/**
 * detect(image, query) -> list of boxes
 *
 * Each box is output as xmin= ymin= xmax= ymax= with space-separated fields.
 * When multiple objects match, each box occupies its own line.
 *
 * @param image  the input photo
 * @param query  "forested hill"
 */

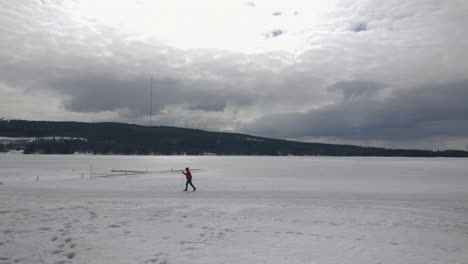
xmin=0 ymin=120 xmax=467 ymax=157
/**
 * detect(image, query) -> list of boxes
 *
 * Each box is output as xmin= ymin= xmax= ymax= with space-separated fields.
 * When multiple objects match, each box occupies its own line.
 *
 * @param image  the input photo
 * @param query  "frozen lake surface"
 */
xmin=1 ymin=155 xmax=468 ymax=264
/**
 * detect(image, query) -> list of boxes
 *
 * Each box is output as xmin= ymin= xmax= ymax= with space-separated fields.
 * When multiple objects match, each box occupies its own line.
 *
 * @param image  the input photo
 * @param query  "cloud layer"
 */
xmin=245 ymin=80 xmax=468 ymax=140
xmin=1 ymin=0 xmax=467 ymax=150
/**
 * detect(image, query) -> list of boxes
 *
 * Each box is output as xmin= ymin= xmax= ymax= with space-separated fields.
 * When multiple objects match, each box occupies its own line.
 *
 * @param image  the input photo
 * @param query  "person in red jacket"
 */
xmin=182 ymin=167 xmax=196 ymax=191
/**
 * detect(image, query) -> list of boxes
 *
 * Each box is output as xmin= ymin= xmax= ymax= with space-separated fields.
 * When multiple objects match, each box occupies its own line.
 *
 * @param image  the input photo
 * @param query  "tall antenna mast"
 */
xmin=149 ymin=76 xmax=153 ymax=127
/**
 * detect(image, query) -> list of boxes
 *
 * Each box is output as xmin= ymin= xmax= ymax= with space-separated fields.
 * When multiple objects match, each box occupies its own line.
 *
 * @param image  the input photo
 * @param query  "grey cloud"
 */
xmin=245 ymin=80 xmax=468 ymax=141
xmin=0 ymin=1 xmax=258 ymax=119
xmin=272 ymin=11 xmax=282 ymax=16
xmin=265 ymin=29 xmax=285 ymax=38
xmin=351 ymin=23 xmax=368 ymax=32
xmin=51 ymin=74 xmax=254 ymax=116
xmin=328 ymin=81 xmax=385 ymax=102
xmin=1 ymin=0 xmax=468 ymax=149
xmin=188 ymin=102 xmax=226 ymax=112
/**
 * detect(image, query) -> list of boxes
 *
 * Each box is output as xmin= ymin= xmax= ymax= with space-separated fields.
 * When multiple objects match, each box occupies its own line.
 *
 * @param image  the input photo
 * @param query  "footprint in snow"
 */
xmin=89 ymin=212 xmax=97 ymax=219
xmin=143 ymin=253 xmax=167 ymax=264
xmin=65 ymin=252 xmax=76 ymax=259
xmin=144 ymin=258 xmax=159 ymax=263
xmin=286 ymin=231 xmax=304 ymax=235
xmin=52 ymin=249 xmax=63 ymax=255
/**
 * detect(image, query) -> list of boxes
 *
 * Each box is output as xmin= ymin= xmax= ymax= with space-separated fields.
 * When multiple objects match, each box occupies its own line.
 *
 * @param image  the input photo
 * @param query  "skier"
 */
xmin=182 ymin=167 xmax=196 ymax=192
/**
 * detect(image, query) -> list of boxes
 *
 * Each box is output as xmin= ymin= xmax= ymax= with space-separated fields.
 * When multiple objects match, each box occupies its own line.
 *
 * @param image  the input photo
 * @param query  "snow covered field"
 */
xmin=1 ymin=155 xmax=468 ymax=264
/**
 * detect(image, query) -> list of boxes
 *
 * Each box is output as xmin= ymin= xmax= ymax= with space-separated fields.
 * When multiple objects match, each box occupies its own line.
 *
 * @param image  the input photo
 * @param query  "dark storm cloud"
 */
xmin=50 ymin=73 xmax=254 ymax=115
xmin=0 ymin=52 xmax=255 ymax=118
xmin=245 ymin=80 xmax=468 ymax=140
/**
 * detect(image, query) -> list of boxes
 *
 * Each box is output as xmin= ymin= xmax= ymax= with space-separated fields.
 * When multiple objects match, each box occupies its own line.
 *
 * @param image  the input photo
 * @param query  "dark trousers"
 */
xmin=185 ymin=179 xmax=196 ymax=191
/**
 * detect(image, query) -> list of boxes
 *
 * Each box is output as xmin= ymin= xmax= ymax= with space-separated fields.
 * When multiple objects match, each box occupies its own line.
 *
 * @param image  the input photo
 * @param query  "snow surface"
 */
xmin=1 ymin=155 xmax=468 ymax=264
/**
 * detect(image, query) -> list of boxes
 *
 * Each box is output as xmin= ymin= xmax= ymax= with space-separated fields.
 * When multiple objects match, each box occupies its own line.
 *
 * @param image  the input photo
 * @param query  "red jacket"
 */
xmin=183 ymin=170 xmax=192 ymax=180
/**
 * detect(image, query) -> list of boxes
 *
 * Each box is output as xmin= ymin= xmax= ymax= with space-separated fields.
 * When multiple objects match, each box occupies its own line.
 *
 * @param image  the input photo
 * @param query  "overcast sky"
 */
xmin=1 ymin=0 xmax=468 ymax=150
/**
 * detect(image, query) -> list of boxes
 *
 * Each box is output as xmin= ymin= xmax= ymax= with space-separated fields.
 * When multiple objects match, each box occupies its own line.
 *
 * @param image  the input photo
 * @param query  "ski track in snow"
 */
xmin=0 ymin=155 xmax=468 ymax=264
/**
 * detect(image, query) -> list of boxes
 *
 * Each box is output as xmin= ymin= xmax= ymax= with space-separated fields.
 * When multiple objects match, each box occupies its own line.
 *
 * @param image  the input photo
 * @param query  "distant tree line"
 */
xmin=1 ymin=120 xmax=467 ymax=157
xmin=23 ymin=138 xmax=87 ymax=154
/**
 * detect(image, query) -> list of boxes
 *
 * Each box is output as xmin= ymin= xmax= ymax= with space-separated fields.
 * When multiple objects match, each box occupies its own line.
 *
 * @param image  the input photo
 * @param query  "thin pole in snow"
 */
xmin=181 ymin=170 xmax=183 ymax=190
xmin=149 ymin=76 xmax=153 ymax=127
